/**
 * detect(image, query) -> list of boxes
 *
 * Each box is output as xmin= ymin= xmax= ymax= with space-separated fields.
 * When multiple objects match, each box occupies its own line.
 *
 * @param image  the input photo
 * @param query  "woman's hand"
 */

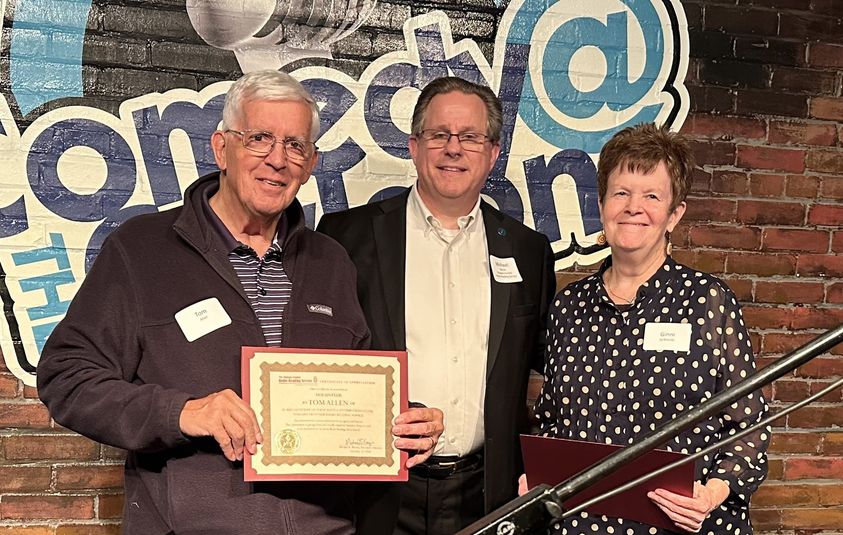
xmin=648 ymin=479 xmax=729 ymax=532
xmin=518 ymin=474 xmax=529 ymax=496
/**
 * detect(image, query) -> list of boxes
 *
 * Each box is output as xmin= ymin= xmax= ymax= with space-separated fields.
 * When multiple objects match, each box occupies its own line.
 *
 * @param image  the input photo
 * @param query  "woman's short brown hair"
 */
xmin=597 ymin=123 xmax=694 ymax=211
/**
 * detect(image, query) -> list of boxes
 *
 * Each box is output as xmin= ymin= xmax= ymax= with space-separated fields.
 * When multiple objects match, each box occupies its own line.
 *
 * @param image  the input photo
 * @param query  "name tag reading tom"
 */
xmin=490 ymin=255 xmax=523 ymax=283
xmin=175 ymin=297 xmax=232 ymax=342
xmin=643 ymin=322 xmax=692 ymax=353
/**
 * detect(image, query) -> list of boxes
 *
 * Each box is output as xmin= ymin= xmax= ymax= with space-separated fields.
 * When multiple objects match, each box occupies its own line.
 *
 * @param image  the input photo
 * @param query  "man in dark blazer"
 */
xmin=317 ymin=77 xmax=555 ymax=534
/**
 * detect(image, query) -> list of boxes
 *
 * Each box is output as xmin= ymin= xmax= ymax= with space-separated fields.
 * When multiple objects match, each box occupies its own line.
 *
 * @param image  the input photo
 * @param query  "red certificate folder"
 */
xmin=521 ymin=435 xmax=694 ymax=531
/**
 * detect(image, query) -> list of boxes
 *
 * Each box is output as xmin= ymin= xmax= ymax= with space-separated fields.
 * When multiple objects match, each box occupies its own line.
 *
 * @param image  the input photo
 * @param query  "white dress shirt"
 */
xmin=404 ymin=185 xmax=491 ymax=456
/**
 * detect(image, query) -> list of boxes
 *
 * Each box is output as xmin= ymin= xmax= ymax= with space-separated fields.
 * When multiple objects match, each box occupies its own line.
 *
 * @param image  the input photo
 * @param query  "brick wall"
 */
xmin=1 ymin=0 xmax=842 ymax=533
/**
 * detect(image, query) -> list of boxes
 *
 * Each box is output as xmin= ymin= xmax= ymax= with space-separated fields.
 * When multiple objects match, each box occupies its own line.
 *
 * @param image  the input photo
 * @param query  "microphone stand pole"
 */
xmin=457 ymin=323 xmax=843 ymax=535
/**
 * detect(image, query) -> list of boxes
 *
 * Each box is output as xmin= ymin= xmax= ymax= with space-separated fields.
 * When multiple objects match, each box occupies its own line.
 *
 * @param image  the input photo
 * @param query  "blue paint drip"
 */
xmin=11 ymin=0 xmax=93 ymax=116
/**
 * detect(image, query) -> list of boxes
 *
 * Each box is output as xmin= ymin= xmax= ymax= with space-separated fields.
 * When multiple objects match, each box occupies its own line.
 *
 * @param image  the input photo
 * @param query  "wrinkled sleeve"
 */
xmin=705 ymin=283 xmax=770 ymax=504
xmin=37 ymin=236 xmax=191 ymax=452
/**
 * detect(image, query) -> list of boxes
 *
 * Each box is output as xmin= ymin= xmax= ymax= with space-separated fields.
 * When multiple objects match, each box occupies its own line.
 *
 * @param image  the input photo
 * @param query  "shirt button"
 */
xmin=449 ymin=282 xmax=455 ymax=288
xmin=450 ymin=319 xmax=456 ymax=325
xmin=451 ymin=398 xmax=459 ymax=405
xmin=451 ymin=356 xmax=458 ymax=363
xmin=449 ymin=437 xmax=457 ymax=445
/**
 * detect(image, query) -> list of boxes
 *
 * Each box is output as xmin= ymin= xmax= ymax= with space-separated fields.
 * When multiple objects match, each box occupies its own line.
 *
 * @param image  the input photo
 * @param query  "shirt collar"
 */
xmin=202 ymin=185 xmax=287 ymax=254
xmin=408 ymin=182 xmax=482 ymax=238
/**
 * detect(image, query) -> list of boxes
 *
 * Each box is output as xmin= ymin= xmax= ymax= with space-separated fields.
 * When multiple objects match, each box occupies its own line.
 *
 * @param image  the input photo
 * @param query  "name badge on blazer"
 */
xmin=175 ymin=297 xmax=232 ymax=342
xmin=490 ymin=255 xmax=523 ymax=283
xmin=643 ymin=322 xmax=692 ymax=353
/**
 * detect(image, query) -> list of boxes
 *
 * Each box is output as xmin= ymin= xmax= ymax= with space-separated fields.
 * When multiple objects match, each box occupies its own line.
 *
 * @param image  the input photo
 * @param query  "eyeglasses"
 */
xmin=226 ymin=129 xmax=316 ymax=162
xmin=417 ymin=130 xmax=493 ymax=152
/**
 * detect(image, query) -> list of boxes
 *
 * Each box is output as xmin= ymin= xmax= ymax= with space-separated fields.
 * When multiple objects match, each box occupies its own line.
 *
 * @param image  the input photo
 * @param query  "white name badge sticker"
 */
xmin=175 ymin=298 xmax=232 ymax=342
xmin=643 ymin=322 xmax=692 ymax=353
xmin=490 ymin=255 xmax=523 ymax=283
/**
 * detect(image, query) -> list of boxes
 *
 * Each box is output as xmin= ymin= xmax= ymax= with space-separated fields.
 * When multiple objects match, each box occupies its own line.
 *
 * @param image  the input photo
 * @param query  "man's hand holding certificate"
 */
xmin=242 ymin=347 xmax=437 ymax=481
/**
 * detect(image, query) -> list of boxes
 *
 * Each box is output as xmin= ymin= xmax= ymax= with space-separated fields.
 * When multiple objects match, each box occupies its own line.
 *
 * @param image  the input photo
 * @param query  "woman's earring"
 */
xmin=665 ymin=231 xmax=673 ymax=256
xmin=596 ymin=231 xmax=607 ymax=246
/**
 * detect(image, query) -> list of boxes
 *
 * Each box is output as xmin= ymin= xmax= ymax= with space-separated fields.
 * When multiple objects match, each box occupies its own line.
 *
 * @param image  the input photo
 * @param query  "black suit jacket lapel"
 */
xmin=372 ymin=190 xmax=410 ymax=349
xmin=482 ymin=202 xmax=512 ymax=379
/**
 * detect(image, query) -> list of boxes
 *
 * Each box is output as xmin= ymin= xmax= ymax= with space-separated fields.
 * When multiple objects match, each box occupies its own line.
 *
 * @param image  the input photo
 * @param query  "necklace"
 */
xmin=604 ymin=279 xmax=635 ymax=305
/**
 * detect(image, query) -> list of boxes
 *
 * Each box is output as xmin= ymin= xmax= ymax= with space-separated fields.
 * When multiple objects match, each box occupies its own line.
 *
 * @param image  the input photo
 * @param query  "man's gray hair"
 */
xmin=221 ymin=70 xmax=320 ymax=142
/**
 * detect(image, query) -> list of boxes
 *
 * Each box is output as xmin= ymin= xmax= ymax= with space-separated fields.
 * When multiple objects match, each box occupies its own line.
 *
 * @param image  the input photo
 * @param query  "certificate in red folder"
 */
xmin=521 ymin=435 xmax=694 ymax=531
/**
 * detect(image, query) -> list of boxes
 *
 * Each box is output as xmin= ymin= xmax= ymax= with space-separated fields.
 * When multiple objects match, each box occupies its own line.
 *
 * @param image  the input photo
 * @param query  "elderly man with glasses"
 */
xmin=318 ymin=77 xmax=556 ymax=534
xmin=37 ymin=70 xmax=443 ymax=535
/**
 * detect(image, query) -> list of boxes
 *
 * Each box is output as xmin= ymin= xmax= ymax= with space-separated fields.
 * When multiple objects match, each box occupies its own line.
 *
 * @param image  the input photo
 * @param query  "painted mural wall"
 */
xmin=0 ymin=0 xmax=689 ymax=386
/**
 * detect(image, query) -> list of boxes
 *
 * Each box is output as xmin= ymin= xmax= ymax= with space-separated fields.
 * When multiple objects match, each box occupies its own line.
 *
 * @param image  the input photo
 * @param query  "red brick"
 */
xmin=770 ymin=431 xmax=822 ymax=454
xmin=705 ymin=5 xmax=778 ymax=35
xmin=829 ymin=282 xmax=843 ymax=304
xmin=711 ymin=170 xmax=749 ymax=194
xmin=98 ymin=493 xmax=124 ymax=519
xmin=763 ymin=332 xmax=818 ymax=354
xmin=769 ymin=120 xmax=838 ymax=146
xmin=737 ymin=200 xmax=805 ymax=225
xmin=683 ymin=198 xmax=736 ymax=222
xmin=771 ymin=66 xmax=838 ymax=95
xmin=670 ymin=250 xmax=726 ymax=274
xmin=0 ymin=465 xmax=52 ymax=492
xmin=794 ymin=357 xmax=843 ymax=379
xmin=797 ymin=254 xmax=843 ymax=277
xmin=688 ymin=85 xmax=734 ymax=115
xmin=23 ymin=385 xmax=38 ymax=399
xmin=809 ymin=381 xmax=843 ymax=403
xmin=690 ymin=225 xmax=761 ymax=250
xmin=785 ymin=174 xmax=820 ymax=198
xmin=823 ymin=177 xmax=843 ymax=199
xmin=3 ymin=435 xmax=99 ymax=461
xmin=834 ymin=231 xmax=843 ymax=254
xmin=749 ymin=173 xmax=786 ymax=197
xmin=824 ymin=433 xmax=843 ymax=454
xmin=57 ymin=526 xmax=120 ymax=535
xmin=0 ymin=528 xmax=53 ymax=535
xmin=787 ymin=405 xmax=843 ymax=432
xmin=772 ymin=378 xmax=810 ymax=402
xmin=735 ymin=89 xmax=808 ymax=118
xmin=750 ymin=508 xmax=781 ymax=530
xmin=780 ymin=507 xmax=843 ymax=530
xmin=767 ymin=457 xmax=785 ymax=480
xmin=0 ymin=495 xmax=95 ymax=520
xmin=755 ymin=281 xmax=825 ymax=304
xmin=737 ymin=145 xmax=806 ymax=173
xmin=0 ymin=402 xmax=52 ymax=428
xmin=806 ymin=148 xmax=843 ymax=173
xmin=0 ymin=373 xmax=19 ymax=397
xmin=728 ymin=252 xmax=797 ymax=277
xmin=55 ymin=464 xmax=124 ymax=490
xmin=753 ymin=483 xmax=819 ymax=507
xmin=690 ymin=140 xmax=736 ymax=166
xmin=683 ymin=114 xmax=766 ymax=140
xmin=722 ymin=277 xmax=752 ymax=301
xmin=818 ymin=484 xmax=843 ymax=506
xmin=809 ymin=43 xmax=843 ymax=68
xmin=743 ymin=306 xmax=793 ymax=329
xmin=785 ymin=456 xmax=843 ymax=479
xmin=811 ymin=97 xmax=843 ymax=121
xmin=689 ymin=167 xmax=711 ymax=194
xmin=101 ymin=445 xmax=127 ymax=461
xmin=762 ymin=229 xmax=829 ymax=253
xmin=808 ymin=204 xmax=843 ymax=226
xmin=790 ymin=306 xmax=843 ymax=330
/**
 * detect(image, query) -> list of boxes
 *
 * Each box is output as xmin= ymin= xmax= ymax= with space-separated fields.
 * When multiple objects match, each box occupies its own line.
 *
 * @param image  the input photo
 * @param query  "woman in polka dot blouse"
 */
xmin=530 ymin=124 xmax=770 ymax=534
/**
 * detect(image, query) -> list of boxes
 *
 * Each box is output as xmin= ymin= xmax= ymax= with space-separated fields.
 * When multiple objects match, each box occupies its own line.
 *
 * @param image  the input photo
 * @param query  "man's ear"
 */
xmin=211 ymin=130 xmax=227 ymax=171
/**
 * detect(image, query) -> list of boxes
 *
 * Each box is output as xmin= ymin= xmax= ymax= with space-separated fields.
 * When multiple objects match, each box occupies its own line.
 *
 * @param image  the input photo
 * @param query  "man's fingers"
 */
xmin=179 ymin=389 xmax=263 ymax=460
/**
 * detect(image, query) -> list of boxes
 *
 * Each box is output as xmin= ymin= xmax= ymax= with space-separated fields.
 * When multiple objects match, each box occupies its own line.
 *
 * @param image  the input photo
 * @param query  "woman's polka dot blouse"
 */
xmin=534 ymin=257 xmax=770 ymax=535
